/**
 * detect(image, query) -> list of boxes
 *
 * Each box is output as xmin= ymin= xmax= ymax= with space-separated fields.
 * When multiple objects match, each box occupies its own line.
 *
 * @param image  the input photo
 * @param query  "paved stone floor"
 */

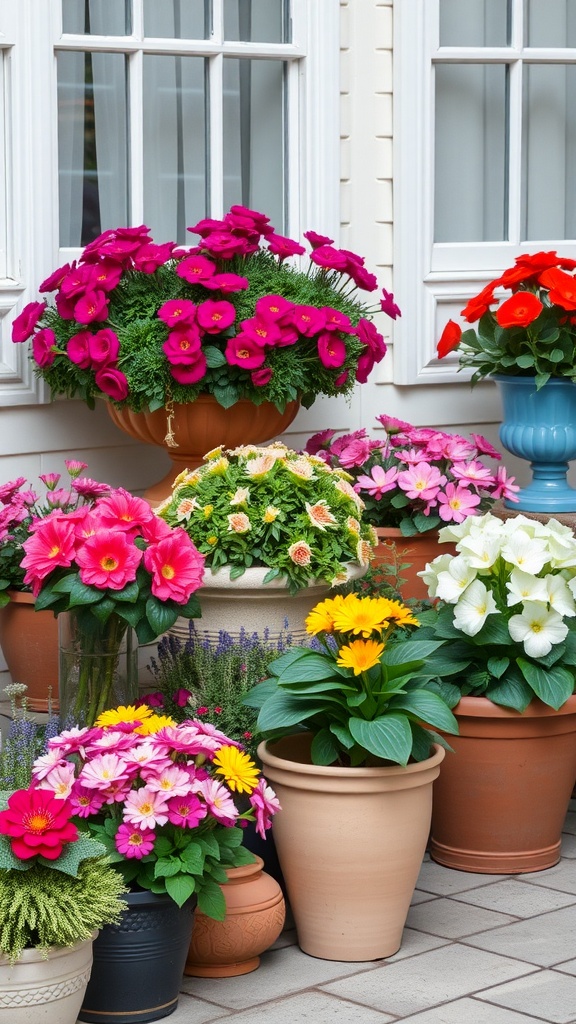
xmin=166 ymin=799 xmax=576 ymax=1024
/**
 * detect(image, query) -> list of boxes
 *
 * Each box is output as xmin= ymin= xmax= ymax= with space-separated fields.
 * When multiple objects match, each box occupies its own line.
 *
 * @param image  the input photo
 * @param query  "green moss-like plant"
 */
xmin=0 ymin=856 xmax=127 ymax=963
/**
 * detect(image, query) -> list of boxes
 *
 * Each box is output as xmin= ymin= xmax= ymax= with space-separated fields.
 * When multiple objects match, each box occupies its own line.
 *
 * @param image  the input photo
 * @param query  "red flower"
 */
xmin=538 ymin=268 xmax=576 ymax=311
xmin=460 ymin=284 xmax=496 ymax=323
xmin=495 ymin=291 xmax=543 ymax=329
xmin=0 ymin=787 xmax=78 ymax=860
xmin=437 ymin=320 xmax=462 ymax=358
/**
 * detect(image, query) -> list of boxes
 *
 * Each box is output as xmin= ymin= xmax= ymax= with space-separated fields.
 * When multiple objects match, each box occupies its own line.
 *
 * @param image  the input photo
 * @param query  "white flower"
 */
xmin=500 ymin=531 xmax=550 ymax=575
xmin=230 ymin=487 xmax=250 ymax=506
xmin=506 ymin=568 xmax=548 ymax=607
xmin=417 ymin=553 xmax=454 ymax=598
xmin=546 ymin=575 xmax=576 ymax=617
xmin=457 ymin=533 xmax=502 ymax=570
xmin=508 ymin=603 xmax=569 ymax=658
xmin=453 ymin=579 xmax=497 ymax=636
xmin=434 ymin=556 xmax=478 ymax=604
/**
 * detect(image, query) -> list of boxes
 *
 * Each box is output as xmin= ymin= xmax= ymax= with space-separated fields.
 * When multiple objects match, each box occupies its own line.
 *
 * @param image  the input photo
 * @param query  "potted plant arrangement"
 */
xmin=246 ymin=591 xmax=458 ymax=962
xmin=418 ymin=510 xmax=576 ymax=873
xmin=19 ymin=485 xmax=206 ymax=727
xmin=13 ymin=206 xmax=397 ymax=502
xmin=0 ymin=461 xmax=104 ymax=709
xmin=0 ymin=784 xmax=126 ymax=1024
xmin=0 ymin=683 xmax=60 ymax=790
xmin=437 ymin=251 xmax=576 ymax=511
xmin=156 ymin=441 xmax=375 ymax=639
xmin=33 ymin=703 xmax=281 ymax=1020
xmin=306 ymin=418 xmax=519 ymax=600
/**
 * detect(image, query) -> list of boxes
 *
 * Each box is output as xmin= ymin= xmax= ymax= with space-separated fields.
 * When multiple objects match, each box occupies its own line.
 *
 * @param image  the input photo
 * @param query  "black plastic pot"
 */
xmin=78 ymin=890 xmax=195 ymax=1024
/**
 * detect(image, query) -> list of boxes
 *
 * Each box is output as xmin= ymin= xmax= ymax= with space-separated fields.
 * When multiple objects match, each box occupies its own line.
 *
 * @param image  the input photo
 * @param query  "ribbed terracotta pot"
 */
xmin=258 ymin=734 xmax=445 ymax=962
xmin=0 ymin=591 xmax=59 ymax=711
xmin=372 ymin=528 xmax=456 ymax=602
xmin=0 ymin=935 xmax=94 ymax=1024
xmin=185 ymin=856 xmax=285 ymax=977
xmin=107 ymin=396 xmax=300 ymax=506
xmin=430 ymin=695 xmax=576 ymax=874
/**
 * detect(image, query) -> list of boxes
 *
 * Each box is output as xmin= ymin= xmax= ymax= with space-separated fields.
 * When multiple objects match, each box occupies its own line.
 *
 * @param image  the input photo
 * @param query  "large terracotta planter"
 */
xmin=258 ymin=733 xmax=445 ymax=962
xmin=430 ymin=695 xmax=576 ymax=874
xmin=372 ymin=528 xmax=456 ymax=602
xmin=185 ymin=856 xmax=285 ymax=977
xmin=0 ymin=935 xmax=94 ymax=1024
xmin=107 ymin=396 xmax=300 ymax=505
xmin=0 ymin=590 xmax=59 ymax=711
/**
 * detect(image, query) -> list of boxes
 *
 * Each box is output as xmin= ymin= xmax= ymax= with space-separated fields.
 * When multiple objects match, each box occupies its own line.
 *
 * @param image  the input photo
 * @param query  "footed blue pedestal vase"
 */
xmin=494 ymin=375 xmax=576 ymax=512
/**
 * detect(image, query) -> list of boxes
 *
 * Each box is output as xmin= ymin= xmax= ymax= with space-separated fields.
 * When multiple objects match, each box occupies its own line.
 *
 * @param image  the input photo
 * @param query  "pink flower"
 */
xmin=266 ymin=233 xmax=306 ymax=259
xmin=196 ymin=299 xmax=236 ymax=334
xmin=73 ymin=478 xmax=112 ymax=499
xmin=176 ymin=255 xmax=217 ymax=283
xmin=309 ymin=245 xmax=348 ymax=271
xmin=88 ymin=328 xmax=120 ymax=366
xmin=67 ymin=331 xmax=93 ymax=368
xmin=32 ymin=328 xmax=58 ymax=368
xmin=69 ymin=784 xmax=106 ymax=817
xmin=79 ymin=752 xmax=131 ymax=790
xmin=173 ymin=688 xmax=193 ymax=707
xmin=166 ymin=794 xmax=208 ymax=828
xmin=451 ymin=461 xmax=496 ymax=488
xmin=143 ymin=529 xmax=205 ymax=603
xmin=21 ymin=515 xmax=77 ymax=587
xmin=37 ymin=763 xmax=76 ymax=799
xmin=123 ymin=786 xmax=169 ymax=829
xmin=249 ymin=778 xmax=281 ymax=839
xmin=203 ymin=272 xmax=249 ymax=293
xmin=169 ymin=354 xmax=208 ymax=384
xmin=39 ymin=262 xmax=73 ymax=292
xmin=65 ymin=459 xmax=89 ymax=478
xmin=195 ymin=779 xmax=238 ymax=825
xmin=470 ymin=433 xmax=503 ymax=459
xmin=355 ymin=349 xmax=375 ymax=384
xmin=437 ymin=483 xmax=482 ymax=523
xmin=143 ymin=764 xmax=192 ymax=798
xmin=94 ymin=366 xmax=129 ymax=401
xmin=335 ymin=437 xmax=374 ymax=469
xmin=304 ymin=229 xmax=334 ymax=249
xmin=356 ymin=465 xmax=399 ymax=498
xmin=32 ymin=748 xmax=66 ymax=781
xmin=75 ymin=528 xmax=142 ymax=589
xmin=290 ymin=305 xmax=326 ymax=337
xmin=255 ymin=294 xmax=293 ymax=320
xmin=251 ymin=366 xmax=273 ymax=387
xmin=74 ymin=289 xmax=109 ymax=324
xmin=356 ymin=318 xmax=387 ymax=362
xmin=317 ymin=332 xmax=346 ymax=369
xmin=322 ymin=307 xmax=354 ymax=333
xmin=396 ymin=463 xmax=446 ymax=502
xmin=225 ymin=335 xmax=266 ymax=370
xmin=492 ymin=466 xmax=521 ymax=502
xmin=96 ymin=488 xmax=155 ymax=533
xmin=157 ymin=299 xmax=197 ymax=328
xmin=115 ymin=822 xmax=156 ymax=859
xmin=240 ymin=315 xmax=281 ymax=347
xmin=12 ymin=301 xmax=46 ymax=342
xmin=380 ymin=289 xmax=402 ymax=320
xmin=133 ymin=242 xmax=174 ymax=273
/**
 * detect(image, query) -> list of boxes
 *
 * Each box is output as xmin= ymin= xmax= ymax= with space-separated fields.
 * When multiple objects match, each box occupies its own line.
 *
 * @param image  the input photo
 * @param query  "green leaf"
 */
xmin=487 ymin=656 xmax=510 ymax=679
xmin=39 ymin=835 xmax=108 ymax=877
xmin=197 ymin=878 xmax=226 ymax=921
xmin=203 ymin=345 xmax=227 ymax=368
xmin=348 ymin=714 xmax=412 ymax=765
xmin=213 ymin=383 xmax=240 ymax=409
xmin=517 ymin=658 xmax=574 ymax=710
xmin=257 ymin=692 xmax=334 ymax=732
xmin=165 ymin=873 xmax=197 ymax=907
xmin=310 ymin=728 xmax=339 ymax=765
xmin=146 ymin=596 xmax=179 ymax=635
xmin=276 ymin=652 xmax=347 ymax=684
xmin=154 ymin=856 xmax=182 ymax=879
xmin=387 ymin=690 xmax=459 ymax=735
xmin=485 ymin=674 xmax=533 ymax=712
xmin=381 ymin=639 xmax=444 ymax=666
xmin=180 ymin=842 xmax=205 ymax=875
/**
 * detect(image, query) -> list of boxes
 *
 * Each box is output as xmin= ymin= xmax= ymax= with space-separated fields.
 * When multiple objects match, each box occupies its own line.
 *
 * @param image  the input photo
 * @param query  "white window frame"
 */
xmin=0 ymin=0 xmax=340 ymax=406
xmin=393 ymin=0 xmax=576 ymax=385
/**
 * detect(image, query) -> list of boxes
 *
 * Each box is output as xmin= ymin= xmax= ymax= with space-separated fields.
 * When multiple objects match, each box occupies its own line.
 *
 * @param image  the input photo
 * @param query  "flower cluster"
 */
xmin=32 ymin=705 xmax=280 ymax=916
xmin=156 ymin=442 xmax=375 ymax=594
xmin=0 ymin=460 xmax=103 ymax=606
xmin=246 ymin=593 xmax=458 ymax=767
xmin=20 ymin=486 xmax=205 ymax=643
xmin=437 ymin=251 xmax=576 ymax=387
xmin=419 ymin=513 xmax=576 ymax=712
xmin=306 ymin=417 xmax=519 ymax=536
xmin=12 ymin=205 xmax=398 ymax=415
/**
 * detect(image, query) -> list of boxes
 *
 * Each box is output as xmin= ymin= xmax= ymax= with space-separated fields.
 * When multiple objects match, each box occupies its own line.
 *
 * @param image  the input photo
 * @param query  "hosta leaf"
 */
xmin=348 ymin=714 xmax=412 ymax=765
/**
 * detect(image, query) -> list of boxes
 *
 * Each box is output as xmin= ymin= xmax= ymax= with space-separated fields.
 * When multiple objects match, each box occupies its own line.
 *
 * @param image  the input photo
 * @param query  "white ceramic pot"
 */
xmin=0 ymin=935 xmax=95 ymax=1024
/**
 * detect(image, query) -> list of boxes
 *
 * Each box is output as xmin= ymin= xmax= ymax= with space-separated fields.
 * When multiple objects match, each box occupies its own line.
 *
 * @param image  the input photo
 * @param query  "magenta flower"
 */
xmin=67 ymin=331 xmax=93 ymax=368
xmin=249 ymin=778 xmax=281 ymax=840
xmin=94 ymin=366 xmax=129 ymax=401
xmin=176 ymin=255 xmax=217 ymax=283
xmin=166 ymin=794 xmax=207 ymax=828
xmin=133 ymin=242 xmax=174 ymax=273
xmin=12 ymin=301 xmax=46 ymax=342
xmin=492 ymin=466 xmax=521 ymax=502
xmin=88 ymin=328 xmax=120 ymax=366
xmin=39 ymin=262 xmax=73 ymax=293
xmin=143 ymin=529 xmax=205 ymax=603
xmin=162 ymin=327 xmax=202 ymax=365
xmin=290 ymin=305 xmax=326 ymax=337
xmin=251 ymin=366 xmax=273 ymax=387
xmin=72 ymin=477 xmax=112 ymax=499
xmin=21 ymin=515 xmax=77 ymax=589
xmin=169 ymin=355 xmax=208 ymax=384
xmin=471 ymin=433 xmax=503 ymax=459
xmin=356 ymin=465 xmax=399 ymax=499
xmin=309 ymin=245 xmax=348 ymax=271
xmin=317 ymin=332 xmax=346 ymax=369
xmin=73 ymin=289 xmax=109 ymax=324
xmin=304 ymin=229 xmax=334 ymax=249
xmin=225 ymin=335 xmax=266 ymax=370
xmin=157 ymin=299 xmax=197 ymax=328
xmin=96 ymin=488 xmax=155 ymax=534
xmin=32 ymin=328 xmax=58 ymax=368
xmin=266 ymin=233 xmax=306 ymax=260
xmin=69 ymin=784 xmax=106 ymax=817
xmin=355 ymin=349 xmax=375 ymax=384
xmin=255 ymin=294 xmax=293 ymax=320
xmin=173 ymin=688 xmax=193 ymax=707
xmin=240 ymin=315 xmax=281 ymax=347
xmin=202 ymin=272 xmax=249 ymax=293
xmin=75 ymin=527 xmax=142 ymax=589
xmin=115 ymin=822 xmax=156 ymax=859
xmin=356 ymin=318 xmax=387 ymax=362
xmin=380 ymin=288 xmax=402 ymax=320
xmin=196 ymin=299 xmax=236 ymax=334
xmin=396 ymin=463 xmax=447 ymax=502
xmin=437 ymin=483 xmax=482 ymax=523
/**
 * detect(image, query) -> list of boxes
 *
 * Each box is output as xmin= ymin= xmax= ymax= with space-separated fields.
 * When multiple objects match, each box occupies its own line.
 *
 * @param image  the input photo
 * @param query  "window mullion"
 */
xmin=507 ymin=57 xmax=523 ymax=246
xmin=208 ymin=53 xmax=224 ymax=218
xmin=129 ymin=49 xmax=144 ymax=225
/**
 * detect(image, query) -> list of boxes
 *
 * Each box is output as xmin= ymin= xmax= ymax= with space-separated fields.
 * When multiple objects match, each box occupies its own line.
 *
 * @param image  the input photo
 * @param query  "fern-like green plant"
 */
xmin=0 ymin=856 xmax=127 ymax=963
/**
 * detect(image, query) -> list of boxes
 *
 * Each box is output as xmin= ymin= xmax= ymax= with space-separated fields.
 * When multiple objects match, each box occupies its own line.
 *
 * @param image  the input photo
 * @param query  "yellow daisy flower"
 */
xmin=205 ymin=446 xmax=224 ymax=460
xmin=134 ymin=713 xmax=176 ymax=735
xmin=213 ymin=745 xmax=261 ymax=794
xmin=203 ymin=503 xmax=214 ymax=518
xmin=337 ymin=639 xmax=385 ymax=675
xmin=95 ymin=704 xmax=153 ymax=729
xmin=332 ymin=594 xmax=389 ymax=637
xmin=207 ymin=535 xmax=218 ymax=545
xmin=377 ymin=598 xmax=419 ymax=628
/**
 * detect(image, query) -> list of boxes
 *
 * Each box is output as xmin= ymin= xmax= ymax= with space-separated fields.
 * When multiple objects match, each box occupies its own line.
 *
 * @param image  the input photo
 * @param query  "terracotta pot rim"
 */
xmin=258 ymin=735 xmax=445 ymax=778
xmin=374 ymin=526 xmax=440 ymax=540
xmin=221 ymin=856 xmax=263 ymax=881
xmin=3 ymin=589 xmax=35 ymax=605
xmin=453 ymin=694 xmax=576 ymax=719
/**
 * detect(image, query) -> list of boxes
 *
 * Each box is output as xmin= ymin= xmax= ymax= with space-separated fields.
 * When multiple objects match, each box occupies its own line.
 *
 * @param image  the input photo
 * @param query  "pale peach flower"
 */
xmin=244 ymin=454 xmax=277 ymax=478
xmin=336 ymin=477 xmax=365 ymax=511
xmin=286 ymin=458 xmax=315 ymax=481
xmin=175 ymin=497 xmax=198 ymax=520
xmin=206 ymin=457 xmax=229 ymax=476
xmin=356 ymin=538 xmax=372 ymax=566
xmin=263 ymin=505 xmax=281 ymax=523
xmin=347 ymin=516 xmax=361 ymax=535
xmin=227 ymin=512 xmax=251 ymax=534
xmin=331 ymin=569 xmax=349 ymax=587
xmin=230 ymin=487 xmax=250 ymax=506
xmin=288 ymin=540 xmax=312 ymax=566
xmin=306 ymin=500 xmax=338 ymax=531
xmin=205 ymin=446 xmax=224 ymax=460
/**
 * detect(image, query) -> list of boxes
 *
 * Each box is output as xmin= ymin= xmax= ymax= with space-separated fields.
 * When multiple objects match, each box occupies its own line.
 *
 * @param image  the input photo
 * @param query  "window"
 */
xmin=394 ymin=0 xmax=576 ymax=384
xmin=1 ymin=0 xmax=339 ymax=403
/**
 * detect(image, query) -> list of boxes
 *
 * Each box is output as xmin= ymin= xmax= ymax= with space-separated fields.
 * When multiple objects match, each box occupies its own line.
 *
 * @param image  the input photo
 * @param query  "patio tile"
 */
xmin=465 ymin=905 xmax=576 ymax=967
xmin=410 ymin=889 xmax=439 ymax=905
xmin=397 ymin=996 xmax=549 ymax=1024
xmin=169 ymin=995 xmax=232 ymax=1024
xmin=384 ymin=927 xmax=450 ymax=961
xmin=521 ymin=861 xmax=576 ymax=895
xmin=560 ymin=833 xmax=576 ymax=858
xmin=406 ymin=896 xmax=516 ymax=938
xmin=453 ymin=879 xmax=576 ymax=918
xmin=478 ymin=969 xmax=576 ymax=1023
xmin=416 ymin=858 xmax=506 ymax=896
xmin=320 ymin=943 xmax=535 ymax=1017
xmin=562 ymin=810 xmax=576 ymax=836
xmin=176 ymin=991 xmax=396 ymax=1024
xmin=179 ymin=945 xmax=379 ymax=1010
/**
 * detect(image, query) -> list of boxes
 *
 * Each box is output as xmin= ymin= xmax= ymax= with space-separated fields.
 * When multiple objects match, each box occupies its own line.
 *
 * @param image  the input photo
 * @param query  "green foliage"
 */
xmin=0 ymin=856 xmax=127 ymax=962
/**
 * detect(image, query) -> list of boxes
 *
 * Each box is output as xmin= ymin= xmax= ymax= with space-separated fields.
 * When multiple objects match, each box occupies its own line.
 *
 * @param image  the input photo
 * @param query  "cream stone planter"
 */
xmin=0 ymin=936 xmax=94 ymax=1024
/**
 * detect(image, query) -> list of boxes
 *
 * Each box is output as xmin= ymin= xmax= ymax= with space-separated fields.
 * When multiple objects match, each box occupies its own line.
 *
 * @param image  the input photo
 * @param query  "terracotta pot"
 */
xmin=430 ymin=695 xmax=576 ymax=874
xmin=185 ymin=856 xmax=285 ymax=977
xmin=372 ymin=527 xmax=456 ymax=602
xmin=0 ymin=935 xmax=94 ymax=1024
xmin=258 ymin=734 xmax=445 ymax=962
xmin=107 ymin=396 xmax=301 ymax=506
xmin=0 ymin=591 xmax=59 ymax=711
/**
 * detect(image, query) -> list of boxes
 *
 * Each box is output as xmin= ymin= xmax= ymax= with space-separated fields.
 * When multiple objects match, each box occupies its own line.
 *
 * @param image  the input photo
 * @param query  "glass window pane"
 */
xmin=57 ymin=51 xmax=128 ymax=247
xmin=439 ymin=0 xmax=509 ymax=46
xmin=143 ymin=0 xmax=210 ymax=40
xmin=525 ymin=0 xmax=576 ymax=47
xmin=62 ymin=0 xmax=131 ymax=35
xmin=434 ymin=64 xmax=507 ymax=242
xmin=522 ymin=64 xmax=576 ymax=239
xmin=143 ymin=55 xmax=206 ymax=243
xmin=0 ymin=51 xmax=5 ymax=278
xmin=224 ymin=0 xmax=289 ymax=43
xmin=223 ymin=58 xmax=285 ymax=231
